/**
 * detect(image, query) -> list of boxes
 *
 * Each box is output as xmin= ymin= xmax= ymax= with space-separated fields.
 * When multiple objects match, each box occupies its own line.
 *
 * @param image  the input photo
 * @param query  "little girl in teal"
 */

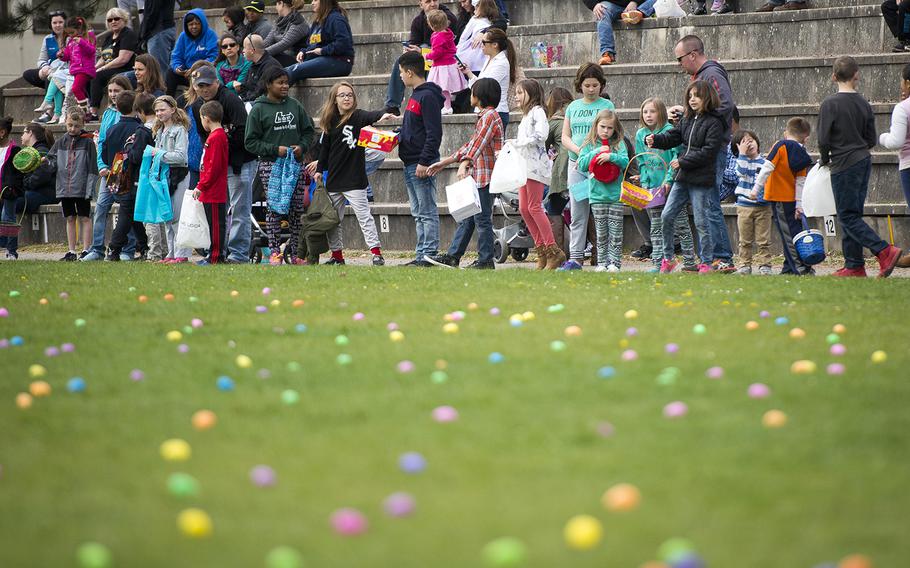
xmin=577 ymin=109 xmax=628 ymax=272
xmin=634 ymin=97 xmax=697 ymax=272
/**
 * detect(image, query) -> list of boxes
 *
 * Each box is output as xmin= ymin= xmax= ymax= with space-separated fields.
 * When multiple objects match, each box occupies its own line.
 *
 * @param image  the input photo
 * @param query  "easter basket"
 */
xmin=0 ymin=187 xmax=26 ymax=238
xmin=620 ymin=152 xmax=670 ymax=210
xmin=792 ymin=215 xmax=826 ymax=265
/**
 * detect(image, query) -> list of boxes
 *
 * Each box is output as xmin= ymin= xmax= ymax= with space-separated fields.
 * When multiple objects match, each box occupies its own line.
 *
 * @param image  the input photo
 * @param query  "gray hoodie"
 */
xmin=695 ymin=60 xmax=735 ymax=143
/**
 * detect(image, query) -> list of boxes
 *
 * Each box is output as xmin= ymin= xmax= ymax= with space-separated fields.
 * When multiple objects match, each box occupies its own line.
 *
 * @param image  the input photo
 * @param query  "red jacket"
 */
xmin=196 ymin=127 xmax=228 ymax=203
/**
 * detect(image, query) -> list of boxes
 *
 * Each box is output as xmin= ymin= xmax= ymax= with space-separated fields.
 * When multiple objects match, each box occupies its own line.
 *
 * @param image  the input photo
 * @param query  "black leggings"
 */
xmin=165 ymin=69 xmax=190 ymax=97
xmin=110 ymin=197 xmax=148 ymax=253
xmin=883 ymin=0 xmax=910 ymax=40
xmin=90 ymin=65 xmax=132 ymax=108
xmin=23 ymin=68 xmax=48 ymax=89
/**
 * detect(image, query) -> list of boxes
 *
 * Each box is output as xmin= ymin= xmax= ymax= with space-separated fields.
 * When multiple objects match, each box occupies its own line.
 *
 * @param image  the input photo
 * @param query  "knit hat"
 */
xmin=13 ymin=146 xmax=41 ymax=174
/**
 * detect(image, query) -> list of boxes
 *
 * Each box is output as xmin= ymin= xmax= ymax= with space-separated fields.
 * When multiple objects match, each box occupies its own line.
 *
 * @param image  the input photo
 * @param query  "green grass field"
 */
xmin=1 ymin=263 xmax=908 ymax=568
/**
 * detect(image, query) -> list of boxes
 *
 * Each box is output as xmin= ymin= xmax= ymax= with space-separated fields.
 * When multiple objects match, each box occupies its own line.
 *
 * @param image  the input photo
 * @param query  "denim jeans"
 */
xmin=385 ymin=47 xmax=427 ymax=109
xmin=499 ymin=112 xmax=510 ymax=132
xmin=91 ymin=177 xmax=136 ymax=255
xmin=660 ymin=181 xmax=714 ymax=264
xmin=403 ymin=163 xmax=440 ymax=260
xmin=365 ymin=150 xmax=386 ymax=201
xmin=596 ymin=0 xmax=657 ymax=55
xmin=448 ymin=184 xmax=494 ymax=263
xmin=900 ymin=167 xmax=910 ymax=208
xmin=16 ymin=191 xmax=58 ymax=214
xmin=708 ymin=148 xmax=734 ymax=262
xmin=227 ymin=161 xmax=256 ymax=262
xmin=831 ymin=157 xmax=888 ymax=268
xmin=147 ymin=27 xmax=176 ymax=77
xmin=285 ymin=56 xmax=353 ymax=85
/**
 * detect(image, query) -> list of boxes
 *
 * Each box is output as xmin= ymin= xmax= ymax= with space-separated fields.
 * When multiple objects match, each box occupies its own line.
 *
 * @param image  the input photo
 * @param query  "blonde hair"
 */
xmin=319 ymin=81 xmax=358 ymax=131
xmin=152 ymin=95 xmax=191 ymax=138
xmin=105 ymin=7 xmax=130 ymax=30
xmin=426 ymin=9 xmax=449 ymax=32
xmin=639 ymin=97 xmax=668 ymax=130
xmin=583 ymin=109 xmax=623 ymax=148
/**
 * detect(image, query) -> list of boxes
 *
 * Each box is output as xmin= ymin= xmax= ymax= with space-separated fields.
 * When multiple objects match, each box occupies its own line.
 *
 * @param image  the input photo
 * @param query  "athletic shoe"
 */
xmin=290 ymin=257 xmax=307 ymax=265
xmin=119 ymin=253 xmax=132 ymax=261
xmin=692 ymin=3 xmax=707 ymax=15
xmin=104 ymin=252 xmax=119 ymax=262
xmin=715 ymin=2 xmax=734 ymax=13
xmin=372 ymin=254 xmax=385 ymax=266
xmin=426 ymin=253 xmax=459 ymax=268
xmin=61 ymin=251 xmax=78 ymax=261
xmin=697 ymin=263 xmax=713 ymax=274
xmin=756 ymin=2 xmax=776 ymax=11
xmin=5 ymin=251 xmax=18 ymax=260
xmin=710 ymin=0 xmax=723 ymax=11
xmin=774 ymin=1 xmax=809 ymax=11
xmin=464 ymin=260 xmax=495 ymax=269
xmin=325 ymin=257 xmax=346 ymax=265
xmin=893 ymin=42 xmax=910 ymax=53
xmin=441 ymin=107 xmax=454 ymax=115
xmin=593 ymin=265 xmax=608 ymax=272
xmin=269 ymin=252 xmax=283 ymax=266
xmin=195 ymin=259 xmax=211 ymax=266
xmin=897 ymin=253 xmax=910 ymax=268
xmin=630 ymin=244 xmax=652 ymax=260
xmin=715 ymin=260 xmax=736 ymax=273
xmin=35 ymin=112 xmax=53 ymax=124
xmin=681 ymin=263 xmax=699 ymax=272
xmin=832 ymin=266 xmax=867 ymax=277
xmin=876 ymin=244 xmax=903 ymax=277
xmin=599 ymin=52 xmax=615 ymax=65
xmin=557 ymin=260 xmax=583 ymax=271
xmin=758 ymin=265 xmax=773 ymax=275
xmin=647 ymin=266 xmax=660 ymax=273
xmin=166 ymin=257 xmax=189 ymax=264
xmin=606 ymin=264 xmax=620 ymax=272
xmin=659 ymin=258 xmax=678 ymax=273
xmin=736 ymin=265 xmax=752 ymax=275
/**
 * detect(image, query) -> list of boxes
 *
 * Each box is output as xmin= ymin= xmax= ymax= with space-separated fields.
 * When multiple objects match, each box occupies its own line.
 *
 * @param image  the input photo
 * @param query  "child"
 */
xmin=513 ymin=79 xmax=565 ymax=270
xmin=425 ymin=9 xmax=465 ymax=115
xmin=750 ymin=117 xmax=814 ymax=276
xmin=425 ymin=78 xmax=504 ymax=269
xmin=46 ymin=109 xmax=97 ymax=261
xmin=576 ymin=109 xmax=629 ymax=272
xmin=105 ymin=92 xmax=154 ymax=261
xmin=732 ymin=129 xmax=771 ymax=275
xmin=192 ymin=101 xmax=230 ymax=265
xmin=818 ymin=56 xmax=904 ymax=277
xmin=558 ymin=62 xmax=615 ymax=270
xmin=244 ymin=67 xmax=316 ymax=266
xmin=56 ymin=17 xmax=96 ymax=116
xmin=634 ymin=97 xmax=697 ymax=273
xmin=647 ymin=80 xmax=726 ymax=274
xmin=312 ymin=81 xmax=394 ymax=266
xmin=150 ymin=95 xmax=192 ymax=263
xmin=545 ymin=87 xmax=573 ymax=222
xmin=397 ymin=50 xmax=443 ymax=267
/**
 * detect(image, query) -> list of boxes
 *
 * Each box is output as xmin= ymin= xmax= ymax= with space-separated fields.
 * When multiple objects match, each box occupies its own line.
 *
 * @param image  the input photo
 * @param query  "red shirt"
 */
xmin=196 ymin=127 xmax=228 ymax=203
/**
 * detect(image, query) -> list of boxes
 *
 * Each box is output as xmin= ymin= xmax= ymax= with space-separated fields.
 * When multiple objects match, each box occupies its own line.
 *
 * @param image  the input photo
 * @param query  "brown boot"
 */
xmin=545 ymin=244 xmax=567 ymax=270
xmin=535 ymin=245 xmax=549 ymax=270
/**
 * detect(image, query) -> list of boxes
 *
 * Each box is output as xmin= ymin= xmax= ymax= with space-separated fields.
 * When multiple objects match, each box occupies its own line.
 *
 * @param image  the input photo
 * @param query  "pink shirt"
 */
xmin=58 ymin=35 xmax=97 ymax=77
xmin=426 ymin=29 xmax=457 ymax=66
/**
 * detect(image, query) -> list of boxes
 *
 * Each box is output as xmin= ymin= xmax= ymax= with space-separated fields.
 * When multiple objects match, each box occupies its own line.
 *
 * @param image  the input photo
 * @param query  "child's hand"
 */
xmin=296 ymin=51 xmax=305 ymax=63
xmin=644 ymin=134 xmax=654 ymax=147
xmin=99 ymin=168 xmax=110 ymax=178
xmin=278 ymin=146 xmax=289 ymax=157
xmin=670 ymin=159 xmax=680 ymax=169
xmin=456 ymin=161 xmax=470 ymax=180
xmin=378 ymin=113 xmax=397 ymax=122
xmin=795 ymin=206 xmax=804 ymax=219
xmin=291 ymin=145 xmax=303 ymax=160
xmin=596 ymin=152 xmax=611 ymax=164
xmin=630 ymin=174 xmax=640 ymax=183
xmin=192 ymin=189 xmax=201 ymax=200
xmin=426 ymin=161 xmax=443 ymax=176
xmin=748 ymin=190 xmax=758 ymax=200
xmin=305 ymin=160 xmax=318 ymax=176
xmin=736 ymin=138 xmax=750 ymax=156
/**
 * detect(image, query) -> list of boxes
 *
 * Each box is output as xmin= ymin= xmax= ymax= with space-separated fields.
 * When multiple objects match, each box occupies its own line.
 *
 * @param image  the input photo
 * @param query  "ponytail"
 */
xmin=485 ymin=28 xmax=516 ymax=85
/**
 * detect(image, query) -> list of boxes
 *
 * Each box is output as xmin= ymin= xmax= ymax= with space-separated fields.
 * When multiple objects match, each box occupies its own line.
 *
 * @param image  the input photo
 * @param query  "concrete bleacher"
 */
xmin=2 ymin=0 xmax=908 ymax=252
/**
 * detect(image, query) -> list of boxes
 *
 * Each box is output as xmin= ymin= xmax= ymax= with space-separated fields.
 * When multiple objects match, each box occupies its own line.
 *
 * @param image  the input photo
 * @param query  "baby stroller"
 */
xmin=492 ymin=190 xmax=534 ymax=263
xmin=248 ymin=174 xmax=294 ymax=264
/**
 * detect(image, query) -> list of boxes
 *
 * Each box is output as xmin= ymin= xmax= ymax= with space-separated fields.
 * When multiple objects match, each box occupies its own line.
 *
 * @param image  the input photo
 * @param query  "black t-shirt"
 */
xmin=317 ymin=109 xmax=384 ymax=192
xmin=99 ymin=27 xmax=139 ymax=67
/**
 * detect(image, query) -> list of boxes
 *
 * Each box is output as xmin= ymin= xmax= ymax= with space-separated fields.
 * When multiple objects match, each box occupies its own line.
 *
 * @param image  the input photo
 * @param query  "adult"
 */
xmin=878 ymin=62 xmax=910 ymax=267
xmin=455 ymin=0 xmax=495 ymax=75
xmin=239 ymin=34 xmax=283 ymax=103
xmin=384 ymin=0 xmax=457 ymax=115
xmin=189 ymin=66 xmax=257 ymax=263
xmin=0 ymin=117 xmax=23 ymax=260
xmin=22 ymin=11 xmax=67 ymax=90
xmin=216 ymin=33 xmax=252 ymax=95
xmin=882 ymin=0 xmax=910 ymax=52
xmin=245 ymin=0 xmax=274 ymax=40
xmin=453 ymin=0 xmax=474 ymax=42
xmin=89 ymin=7 xmax=139 ymax=120
xmin=15 ymin=124 xmax=59 ymax=213
xmin=461 ymin=27 xmax=515 ymax=128
xmin=285 ymin=0 xmax=355 ymax=84
xmin=756 ymin=0 xmax=807 ymax=13
xmin=138 ymin=0 xmax=176 ymax=76
xmin=584 ymin=0 xmax=656 ymax=65
xmin=167 ymin=8 xmax=219 ymax=97
xmin=263 ymin=0 xmax=311 ymax=67
xmin=223 ymin=7 xmax=250 ymax=44
xmin=133 ymin=53 xmax=166 ymax=97
xmin=672 ymin=34 xmax=737 ymax=273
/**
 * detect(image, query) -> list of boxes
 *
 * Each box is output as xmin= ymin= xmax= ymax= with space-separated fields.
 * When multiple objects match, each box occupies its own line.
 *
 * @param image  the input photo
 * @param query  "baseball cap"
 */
xmin=193 ymin=66 xmax=218 ymax=86
xmin=244 ymin=0 xmax=265 ymax=12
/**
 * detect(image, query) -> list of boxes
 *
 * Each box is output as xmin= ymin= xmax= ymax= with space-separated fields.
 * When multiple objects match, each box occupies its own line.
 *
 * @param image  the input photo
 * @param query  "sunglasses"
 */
xmin=222 ymin=43 xmax=237 ymax=49
xmin=49 ymin=11 xmax=66 ymax=18
xmin=676 ymin=49 xmax=696 ymax=63
xmin=481 ymin=40 xmax=496 ymax=45
xmin=107 ymin=16 xmax=122 ymax=22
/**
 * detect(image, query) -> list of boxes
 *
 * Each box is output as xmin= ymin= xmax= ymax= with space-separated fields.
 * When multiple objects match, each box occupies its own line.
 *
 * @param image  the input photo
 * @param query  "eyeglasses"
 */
xmin=107 ymin=17 xmax=122 ymax=22
xmin=222 ymin=43 xmax=237 ymax=49
xmin=675 ymin=49 xmax=696 ymax=63
xmin=49 ymin=11 xmax=66 ymax=18
xmin=335 ymin=93 xmax=355 ymax=100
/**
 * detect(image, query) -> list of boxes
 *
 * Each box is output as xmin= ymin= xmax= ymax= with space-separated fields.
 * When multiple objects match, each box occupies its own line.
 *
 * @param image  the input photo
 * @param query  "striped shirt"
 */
xmin=735 ymin=155 xmax=767 ymax=207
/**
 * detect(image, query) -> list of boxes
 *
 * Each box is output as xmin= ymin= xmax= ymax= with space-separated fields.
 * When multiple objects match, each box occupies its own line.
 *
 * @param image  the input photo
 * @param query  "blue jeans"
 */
xmin=596 ymin=0 xmax=657 ymax=56
xmin=660 ymin=181 xmax=714 ymax=264
xmin=147 ymin=27 xmax=176 ymax=78
xmin=708 ymin=148 xmax=734 ymax=262
xmin=227 ymin=161 xmax=256 ymax=262
xmin=0 ymin=191 xmax=60 ymax=253
xmin=285 ymin=56 xmax=353 ymax=84
xmin=831 ymin=157 xmax=888 ymax=268
xmin=365 ymin=151 xmax=385 ymax=201
xmin=403 ymin=163 xmax=440 ymax=261
xmin=900 ymin=167 xmax=910 ymax=208
xmin=385 ymin=46 xmax=427 ymax=110
xmin=91 ymin=178 xmax=135 ymax=255
xmin=448 ymin=184 xmax=494 ymax=263
xmin=499 ymin=112 xmax=510 ymax=131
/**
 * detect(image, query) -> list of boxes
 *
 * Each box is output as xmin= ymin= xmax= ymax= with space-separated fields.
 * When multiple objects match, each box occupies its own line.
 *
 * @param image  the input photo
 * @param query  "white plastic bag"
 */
xmin=654 ymin=0 xmax=686 ymax=18
xmin=802 ymin=163 xmax=837 ymax=217
xmin=445 ymin=175 xmax=482 ymax=222
xmin=489 ymin=142 xmax=527 ymax=194
xmin=175 ymin=192 xmax=211 ymax=250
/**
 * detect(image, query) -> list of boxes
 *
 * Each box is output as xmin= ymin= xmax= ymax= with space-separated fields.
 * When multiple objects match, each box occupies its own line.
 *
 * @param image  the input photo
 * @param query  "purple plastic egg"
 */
xmin=0 ymin=308 xmax=8 ymax=317
xmin=255 ymin=305 xmax=268 ymax=313
xmin=262 ymin=287 xmax=271 ymax=295
xmin=177 ymin=344 xmax=190 ymax=353
xmin=665 ymin=343 xmax=680 ymax=355
xmin=353 ymin=312 xmax=365 ymax=321
xmin=827 ymin=363 xmax=846 ymax=375
xmin=489 ymin=307 xmax=501 ymax=316
xmin=61 ymin=343 xmax=75 ymax=353
xmin=747 ymin=383 xmax=771 ymax=399
xmin=383 ymin=492 xmax=416 ymax=517
xmin=397 ymin=360 xmax=415 ymax=373
xmin=387 ymin=322 xmax=399 ymax=331
xmin=44 ymin=346 xmax=60 ymax=357
xmin=830 ymin=344 xmax=846 ymax=356
xmin=626 ymin=327 xmax=638 ymax=337
xmin=432 ymin=405 xmax=459 ymax=423
xmin=250 ymin=465 xmax=277 ymax=487
xmin=59 ymin=292 xmax=69 ymax=299
xmin=130 ymin=369 xmax=145 ymax=381
xmin=760 ymin=310 xmax=771 ymax=318
xmin=191 ymin=318 xmax=204 ymax=329
xmin=398 ymin=452 xmax=426 ymax=474
xmin=663 ymin=401 xmax=688 ymax=419
xmin=330 ymin=508 xmax=368 ymax=535
xmin=0 ymin=339 xmax=9 ymax=349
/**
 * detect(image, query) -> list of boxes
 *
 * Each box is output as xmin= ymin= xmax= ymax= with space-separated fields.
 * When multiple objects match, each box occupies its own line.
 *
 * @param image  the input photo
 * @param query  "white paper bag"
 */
xmin=445 ymin=175 xmax=482 ymax=222
xmin=802 ymin=163 xmax=837 ymax=217
xmin=489 ymin=142 xmax=527 ymax=194
xmin=655 ymin=0 xmax=686 ymax=18
xmin=175 ymin=192 xmax=211 ymax=251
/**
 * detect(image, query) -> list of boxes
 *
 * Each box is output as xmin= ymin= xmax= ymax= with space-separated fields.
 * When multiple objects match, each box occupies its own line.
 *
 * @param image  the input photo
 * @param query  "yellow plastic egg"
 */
xmin=762 ymin=410 xmax=788 ymax=428
xmin=160 ymin=439 xmax=192 ymax=462
xmin=442 ymin=323 xmax=459 ymax=334
xmin=235 ymin=354 xmax=253 ymax=368
xmin=564 ymin=515 xmax=602 ymax=550
xmin=177 ymin=508 xmax=212 ymax=538
xmin=28 ymin=364 xmax=47 ymax=378
xmin=166 ymin=330 xmax=183 ymax=342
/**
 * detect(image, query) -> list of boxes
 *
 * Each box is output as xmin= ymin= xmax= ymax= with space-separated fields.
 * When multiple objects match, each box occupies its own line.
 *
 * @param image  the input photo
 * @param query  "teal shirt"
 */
xmin=577 ymin=138 xmax=629 ymax=204
xmin=565 ymin=97 xmax=615 ymax=161
xmin=96 ymin=107 xmax=121 ymax=171
xmin=634 ymin=124 xmax=678 ymax=190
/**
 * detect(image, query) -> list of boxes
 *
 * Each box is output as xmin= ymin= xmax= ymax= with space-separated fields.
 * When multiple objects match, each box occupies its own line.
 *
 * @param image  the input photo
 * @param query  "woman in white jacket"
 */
xmin=512 ymin=79 xmax=566 ymax=270
xmin=878 ymin=63 xmax=910 ymax=268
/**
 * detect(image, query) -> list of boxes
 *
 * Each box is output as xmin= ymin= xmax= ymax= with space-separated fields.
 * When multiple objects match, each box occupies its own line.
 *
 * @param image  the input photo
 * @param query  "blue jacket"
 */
xmin=399 ymin=81 xmax=444 ymax=167
xmin=170 ymin=8 xmax=219 ymax=72
xmin=97 ymin=107 xmax=122 ymax=171
xmin=301 ymin=9 xmax=354 ymax=58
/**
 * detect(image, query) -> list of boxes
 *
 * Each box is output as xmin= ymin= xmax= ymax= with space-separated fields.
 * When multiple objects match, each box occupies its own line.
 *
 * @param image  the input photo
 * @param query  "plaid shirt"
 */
xmin=452 ymin=108 xmax=503 ymax=187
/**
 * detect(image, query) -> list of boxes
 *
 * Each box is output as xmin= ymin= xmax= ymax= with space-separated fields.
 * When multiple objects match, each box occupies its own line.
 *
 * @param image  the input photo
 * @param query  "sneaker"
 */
xmin=715 ymin=2 xmax=733 ymax=13
xmin=736 ymin=265 xmax=752 ymax=275
xmin=426 ymin=253 xmax=459 ymax=268
xmin=758 ymin=265 xmax=773 ymax=275
xmin=60 ymin=251 xmax=78 ymax=262
xmin=647 ymin=266 xmax=660 ymax=273
xmin=384 ymin=106 xmax=401 ymax=117
xmin=465 ymin=260 xmax=495 ymax=269
xmin=372 ymin=254 xmax=385 ymax=266
xmin=269 ymin=252 xmax=283 ymax=266
xmin=84 ymin=111 xmax=99 ymax=122
xmin=692 ymin=3 xmax=707 ymax=14
xmin=441 ymin=107 xmax=454 ymax=115
xmin=710 ymin=0 xmax=723 ymax=11
xmin=659 ymin=258 xmax=678 ymax=274
xmin=593 ymin=265 xmax=608 ymax=272
xmin=599 ymin=52 xmax=616 ymax=65
xmin=195 ymin=259 xmax=211 ymax=266
xmin=606 ymin=264 xmax=621 ymax=272
xmin=893 ymin=42 xmax=910 ymax=53
xmin=630 ymin=244 xmax=652 ymax=260
xmin=290 ymin=257 xmax=308 ymax=266
xmin=34 ymin=101 xmax=52 ymax=113
xmin=557 ymin=260 xmax=583 ymax=271
xmin=876 ymin=244 xmax=903 ymax=278
xmin=166 ymin=257 xmax=189 ymax=264
xmin=325 ymin=257 xmax=346 ymax=265
xmin=35 ymin=112 xmax=53 ymax=124
xmin=897 ymin=253 xmax=910 ymax=268
xmin=104 ymin=252 xmax=120 ymax=262
xmin=697 ymin=263 xmax=713 ymax=274
xmin=681 ymin=263 xmax=699 ymax=272
xmin=119 ymin=253 xmax=133 ymax=262
xmin=755 ymin=2 xmax=777 ymax=11
xmin=832 ymin=266 xmax=867 ymax=277
xmin=715 ymin=260 xmax=736 ymax=273
xmin=5 ymin=251 xmax=18 ymax=260
xmin=774 ymin=1 xmax=808 ymax=10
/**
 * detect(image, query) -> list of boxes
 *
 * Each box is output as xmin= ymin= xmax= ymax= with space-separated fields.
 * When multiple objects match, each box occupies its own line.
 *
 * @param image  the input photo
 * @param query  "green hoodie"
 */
xmin=244 ymin=95 xmax=316 ymax=160
xmin=576 ymin=137 xmax=629 ymax=204
xmin=634 ymin=123 xmax=678 ymax=190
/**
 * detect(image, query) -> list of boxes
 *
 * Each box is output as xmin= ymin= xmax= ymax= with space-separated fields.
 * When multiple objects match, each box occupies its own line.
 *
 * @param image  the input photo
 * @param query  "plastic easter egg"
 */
xmin=190 ymin=318 xmax=203 ymax=329
xmin=431 ymin=371 xmax=448 ymax=384
xmin=745 ymin=321 xmax=759 ymax=331
xmin=36 ymin=298 xmax=48 ymax=306
xmin=398 ymin=452 xmax=426 ymax=474
xmin=832 ymin=323 xmax=847 ymax=335
xmin=547 ymin=303 xmax=565 ymax=313
xmin=759 ymin=310 xmax=771 ymax=318
xmin=29 ymin=380 xmax=51 ymax=397
xmin=129 ymin=369 xmax=145 ymax=381
xmin=597 ymin=366 xmax=616 ymax=379
xmin=383 ymin=492 xmax=416 ymax=518
xmin=488 ymin=352 xmax=505 ymax=364
xmin=75 ymin=318 xmax=87 ymax=328
xmin=790 ymin=360 xmax=817 ymax=374
xmin=871 ymin=350 xmax=887 ymax=363
xmin=692 ymin=324 xmax=706 ymax=335
xmin=230 ymin=290 xmax=240 ymax=297
xmin=188 ymin=296 xmax=198 ymax=303
xmin=292 ymin=299 xmax=305 ymax=308
xmin=8 ymin=290 xmax=20 ymax=298
xmin=626 ymin=327 xmax=638 ymax=337
xmin=192 ymin=410 xmax=217 ymax=431
xmin=177 ymin=508 xmax=212 ymax=538
xmin=336 ymin=353 xmax=353 ymax=365
xmin=258 ymin=368 xmax=272 ymax=379
xmin=281 ymin=389 xmax=300 ymax=405
xmin=166 ymin=330 xmax=183 ymax=342
xmin=468 ymin=302 xmax=479 ymax=311
xmin=747 ymin=383 xmax=771 ymax=399
xmin=67 ymin=377 xmax=86 ymax=393
xmin=658 ymin=538 xmax=696 ymax=563
xmin=295 ymin=324 xmax=308 ymax=333
xmin=10 ymin=336 xmax=24 ymax=346
xmin=216 ymin=376 xmax=235 ymax=391
xmin=270 ymin=300 xmax=281 ymax=308
xmin=624 ymin=309 xmax=639 ymax=320
xmin=390 ymin=330 xmax=405 ymax=342
xmin=563 ymin=515 xmax=602 ymax=550
xmin=656 ymin=368 xmax=679 ymax=386
xmin=672 ymin=553 xmax=707 ymax=568
xmin=76 ymin=542 xmax=112 ymax=568
xmin=762 ymin=409 xmax=788 ymax=428
xmin=28 ymin=364 xmax=47 ymax=378
xmin=61 ymin=343 xmax=75 ymax=353
xmin=775 ymin=316 xmax=789 ymax=326
xmin=827 ymin=363 xmax=846 ymax=375
xmin=705 ymin=366 xmax=724 ymax=379
xmin=160 ymin=439 xmax=191 ymax=461
xmin=397 ymin=360 xmax=415 ymax=373
xmin=596 ymin=421 xmax=615 ymax=437
xmin=353 ymin=312 xmax=365 ymax=321
xmin=266 ymin=546 xmax=304 ymax=568
xmin=489 ymin=307 xmax=500 ymax=316
xmin=137 ymin=295 xmax=148 ymax=303
xmin=789 ymin=328 xmax=806 ymax=339
xmin=167 ymin=472 xmax=200 ymax=498
xmin=432 ymin=405 xmax=459 ymax=423
xmin=665 ymin=343 xmax=679 ymax=354
xmin=602 ymin=483 xmax=641 ymax=512
xmin=826 ymin=333 xmax=840 ymax=344
xmin=564 ymin=325 xmax=582 ymax=337
xmin=250 ymin=465 xmax=277 ymax=487
xmin=16 ymin=392 xmax=33 ymax=409
xmin=830 ymin=344 xmax=846 ymax=356
xmin=335 ymin=334 xmax=350 ymax=346
xmin=0 ymin=339 xmax=8 ymax=349
xmin=255 ymin=305 xmax=268 ymax=313
xmin=663 ymin=401 xmax=688 ymax=419
xmin=550 ymin=340 xmax=567 ymax=352
xmin=177 ymin=344 xmax=190 ymax=354
xmin=443 ymin=323 xmax=459 ymax=334
xmin=261 ymin=287 xmax=271 ymax=295
xmin=621 ymin=349 xmax=638 ymax=362
xmin=482 ymin=537 xmax=527 ymax=567
xmin=235 ymin=354 xmax=253 ymax=368
xmin=330 ymin=508 xmax=368 ymax=536
xmin=522 ymin=311 xmax=535 ymax=321
xmin=0 ymin=308 xmax=7 ymax=317
xmin=838 ymin=554 xmax=872 ymax=568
